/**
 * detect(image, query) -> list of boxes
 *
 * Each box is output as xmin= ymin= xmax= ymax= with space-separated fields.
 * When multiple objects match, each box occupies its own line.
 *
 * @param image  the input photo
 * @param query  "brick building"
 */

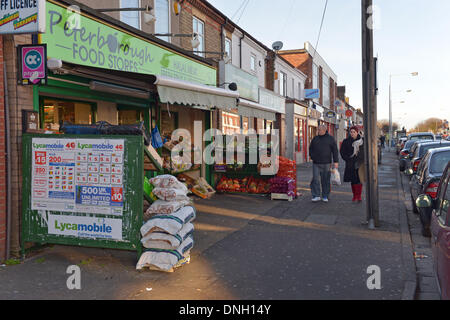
xmin=0 ymin=36 xmax=6 ymax=262
xmin=279 ymin=42 xmax=339 ymax=141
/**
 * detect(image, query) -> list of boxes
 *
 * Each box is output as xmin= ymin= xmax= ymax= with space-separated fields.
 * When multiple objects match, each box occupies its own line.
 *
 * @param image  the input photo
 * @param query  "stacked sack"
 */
xmin=137 ymin=175 xmax=196 ymax=272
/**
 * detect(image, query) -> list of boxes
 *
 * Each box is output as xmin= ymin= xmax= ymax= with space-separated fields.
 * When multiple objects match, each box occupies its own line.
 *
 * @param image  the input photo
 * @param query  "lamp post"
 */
xmin=389 ymin=73 xmax=418 ymax=149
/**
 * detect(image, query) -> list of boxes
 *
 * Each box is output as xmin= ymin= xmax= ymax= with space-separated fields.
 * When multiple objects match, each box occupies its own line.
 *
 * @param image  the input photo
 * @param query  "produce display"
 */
xmin=216 ymin=176 xmax=270 ymax=194
xmin=269 ymin=177 xmax=296 ymax=198
xmin=271 ymin=156 xmax=298 ymax=199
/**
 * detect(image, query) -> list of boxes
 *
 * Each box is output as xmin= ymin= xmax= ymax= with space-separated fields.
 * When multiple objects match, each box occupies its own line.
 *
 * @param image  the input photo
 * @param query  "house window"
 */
xmin=224 ymin=38 xmax=232 ymax=62
xmin=193 ymin=17 xmax=205 ymax=57
xmin=312 ymin=63 xmax=319 ymax=102
xmin=298 ymin=82 xmax=303 ymax=100
xmin=292 ymin=78 xmax=295 ymax=98
xmin=279 ymin=71 xmax=287 ymax=97
xmin=323 ymin=73 xmax=330 ymax=108
xmin=155 ymin=0 xmax=170 ymax=42
xmin=120 ymin=0 xmax=140 ymax=29
xmin=250 ymin=54 xmax=256 ymax=72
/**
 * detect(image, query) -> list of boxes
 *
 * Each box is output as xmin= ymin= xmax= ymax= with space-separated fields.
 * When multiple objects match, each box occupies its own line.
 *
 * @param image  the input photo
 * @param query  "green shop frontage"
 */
xmin=36 ymin=0 xmax=239 ymax=185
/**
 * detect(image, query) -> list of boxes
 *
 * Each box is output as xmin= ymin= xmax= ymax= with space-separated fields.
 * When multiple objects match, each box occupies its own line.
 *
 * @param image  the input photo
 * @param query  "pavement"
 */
xmin=0 ymin=149 xmax=436 ymax=300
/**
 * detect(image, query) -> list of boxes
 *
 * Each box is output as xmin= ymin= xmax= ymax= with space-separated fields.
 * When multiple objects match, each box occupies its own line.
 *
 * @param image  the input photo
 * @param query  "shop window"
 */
xmin=120 ymin=0 xmax=141 ymax=30
xmin=118 ymin=109 xmax=144 ymax=125
xmin=222 ymin=111 xmax=240 ymax=135
xmin=265 ymin=120 xmax=273 ymax=134
xmin=295 ymin=118 xmax=304 ymax=152
xmin=42 ymin=99 xmax=94 ymax=132
xmin=242 ymin=116 xmax=249 ymax=135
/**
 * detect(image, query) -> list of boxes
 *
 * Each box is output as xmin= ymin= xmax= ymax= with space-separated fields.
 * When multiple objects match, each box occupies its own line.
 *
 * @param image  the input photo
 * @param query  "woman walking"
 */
xmin=340 ymin=126 xmax=364 ymax=202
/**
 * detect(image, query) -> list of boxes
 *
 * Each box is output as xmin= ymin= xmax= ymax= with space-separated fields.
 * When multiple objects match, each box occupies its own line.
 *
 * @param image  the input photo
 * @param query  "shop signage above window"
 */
xmin=17 ymin=44 xmax=47 ymax=85
xmin=39 ymin=1 xmax=216 ymax=86
xmin=0 ymin=0 xmax=46 ymax=34
xmin=222 ymin=63 xmax=258 ymax=102
xmin=325 ymin=111 xmax=336 ymax=118
xmin=304 ymin=89 xmax=320 ymax=99
xmin=259 ymin=87 xmax=285 ymax=114
xmin=294 ymin=104 xmax=307 ymax=117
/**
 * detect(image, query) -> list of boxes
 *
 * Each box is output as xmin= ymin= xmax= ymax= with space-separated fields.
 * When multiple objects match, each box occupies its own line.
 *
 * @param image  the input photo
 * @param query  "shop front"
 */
xmin=215 ymin=63 xmax=288 ymax=197
xmin=285 ymin=100 xmax=308 ymax=164
xmin=37 ymin=0 xmax=240 ymax=187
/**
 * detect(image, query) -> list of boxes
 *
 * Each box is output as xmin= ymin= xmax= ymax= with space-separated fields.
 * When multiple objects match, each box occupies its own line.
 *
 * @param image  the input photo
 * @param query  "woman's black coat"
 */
xmin=340 ymin=135 xmax=362 ymax=183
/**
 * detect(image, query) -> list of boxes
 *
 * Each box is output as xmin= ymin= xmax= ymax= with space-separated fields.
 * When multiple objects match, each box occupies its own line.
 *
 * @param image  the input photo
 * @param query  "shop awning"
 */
xmin=153 ymin=75 xmax=239 ymax=110
xmin=238 ymin=98 xmax=277 ymax=121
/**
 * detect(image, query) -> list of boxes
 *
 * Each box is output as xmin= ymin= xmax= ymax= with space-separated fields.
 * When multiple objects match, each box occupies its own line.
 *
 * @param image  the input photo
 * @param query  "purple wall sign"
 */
xmin=19 ymin=44 xmax=47 ymax=85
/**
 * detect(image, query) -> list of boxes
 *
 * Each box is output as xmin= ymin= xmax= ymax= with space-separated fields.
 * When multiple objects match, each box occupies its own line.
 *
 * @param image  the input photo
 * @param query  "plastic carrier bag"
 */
xmin=151 ymin=125 xmax=164 ymax=149
xmin=141 ymin=206 xmax=196 ymax=237
xmin=331 ymin=169 xmax=342 ymax=186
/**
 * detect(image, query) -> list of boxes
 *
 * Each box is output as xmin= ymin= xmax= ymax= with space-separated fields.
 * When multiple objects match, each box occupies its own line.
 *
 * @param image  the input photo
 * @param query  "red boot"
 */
xmin=355 ymin=184 xmax=363 ymax=202
xmin=351 ymin=185 xmax=357 ymax=202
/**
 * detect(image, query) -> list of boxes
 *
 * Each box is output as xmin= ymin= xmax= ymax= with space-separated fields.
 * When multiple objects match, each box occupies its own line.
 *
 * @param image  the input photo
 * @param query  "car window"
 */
xmin=419 ymin=144 xmax=450 ymax=158
xmin=438 ymin=170 xmax=450 ymax=225
xmin=430 ymin=152 xmax=450 ymax=174
xmin=410 ymin=135 xmax=434 ymax=141
xmin=418 ymin=152 xmax=431 ymax=182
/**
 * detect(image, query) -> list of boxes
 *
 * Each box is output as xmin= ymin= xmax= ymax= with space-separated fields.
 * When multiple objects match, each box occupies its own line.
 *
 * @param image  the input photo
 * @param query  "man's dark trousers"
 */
xmin=311 ymin=163 xmax=331 ymax=199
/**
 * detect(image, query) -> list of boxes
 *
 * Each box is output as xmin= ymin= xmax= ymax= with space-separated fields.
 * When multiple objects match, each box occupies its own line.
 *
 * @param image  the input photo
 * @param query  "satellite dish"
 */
xmin=272 ymin=41 xmax=284 ymax=51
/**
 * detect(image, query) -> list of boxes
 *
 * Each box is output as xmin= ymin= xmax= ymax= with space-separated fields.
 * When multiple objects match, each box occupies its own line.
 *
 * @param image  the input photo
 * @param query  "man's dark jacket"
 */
xmin=309 ymin=133 xmax=339 ymax=164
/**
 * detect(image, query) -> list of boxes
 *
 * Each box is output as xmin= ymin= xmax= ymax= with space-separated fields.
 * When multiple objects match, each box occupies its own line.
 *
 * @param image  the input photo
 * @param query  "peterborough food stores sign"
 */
xmin=38 ymin=1 xmax=216 ymax=86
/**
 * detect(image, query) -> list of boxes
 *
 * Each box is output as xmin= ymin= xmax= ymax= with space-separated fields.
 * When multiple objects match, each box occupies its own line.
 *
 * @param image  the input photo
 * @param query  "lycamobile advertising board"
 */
xmin=22 ymin=134 xmax=144 ymax=254
xmin=39 ymin=1 xmax=216 ymax=85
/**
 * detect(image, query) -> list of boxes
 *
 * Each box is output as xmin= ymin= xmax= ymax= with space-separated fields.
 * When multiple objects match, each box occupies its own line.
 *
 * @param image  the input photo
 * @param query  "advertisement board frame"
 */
xmin=21 ymin=134 xmax=144 ymax=258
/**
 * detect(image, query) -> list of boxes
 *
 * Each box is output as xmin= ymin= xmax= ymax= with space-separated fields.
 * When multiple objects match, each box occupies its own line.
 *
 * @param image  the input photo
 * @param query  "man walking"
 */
xmin=309 ymin=124 xmax=339 ymax=203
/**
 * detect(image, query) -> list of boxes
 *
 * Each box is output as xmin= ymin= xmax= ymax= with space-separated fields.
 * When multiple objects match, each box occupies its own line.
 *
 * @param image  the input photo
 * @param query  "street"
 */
xmin=0 ymin=149 xmax=431 ymax=300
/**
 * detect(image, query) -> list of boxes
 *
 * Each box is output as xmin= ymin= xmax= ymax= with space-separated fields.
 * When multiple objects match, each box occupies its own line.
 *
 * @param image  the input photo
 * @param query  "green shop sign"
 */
xmin=39 ymin=1 xmax=216 ymax=85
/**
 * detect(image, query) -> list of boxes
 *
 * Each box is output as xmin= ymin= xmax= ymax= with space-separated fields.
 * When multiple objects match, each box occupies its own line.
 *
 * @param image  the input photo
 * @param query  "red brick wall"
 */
xmin=280 ymin=52 xmax=313 ymax=88
xmin=0 ymin=36 xmax=6 ymax=262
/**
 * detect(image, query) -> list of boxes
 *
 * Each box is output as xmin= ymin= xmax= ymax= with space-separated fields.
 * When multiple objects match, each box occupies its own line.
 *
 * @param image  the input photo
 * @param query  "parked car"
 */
xmin=415 ymin=161 xmax=450 ymax=300
xmin=436 ymin=135 xmax=442 ymax=140
xmin=409 ymin=147 xmax=450 ymax=236
xmin=408 ymin=132 xmax=435 ymax=141
xmin=399 ymin=140 xmax=422 ymax=171
xmin=407 ymin=141 xmax=450 ymax=175
xmin=396 ymin=137 xmax=408 ymax=155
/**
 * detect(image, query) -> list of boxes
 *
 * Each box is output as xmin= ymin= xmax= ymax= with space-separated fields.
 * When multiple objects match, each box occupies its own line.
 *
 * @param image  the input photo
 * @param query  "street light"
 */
xmin=389 ymin=72 xmax=418 ymax=148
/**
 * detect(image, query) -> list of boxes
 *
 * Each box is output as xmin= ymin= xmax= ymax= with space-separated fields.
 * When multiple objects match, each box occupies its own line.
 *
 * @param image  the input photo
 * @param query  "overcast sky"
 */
xmin=207 ymin=0 xmax=450 ymax=130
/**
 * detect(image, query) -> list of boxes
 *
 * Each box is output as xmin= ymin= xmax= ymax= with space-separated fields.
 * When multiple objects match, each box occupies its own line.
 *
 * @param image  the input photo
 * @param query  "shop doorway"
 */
xmin=40 ymin=97 xmax=96 ymax=131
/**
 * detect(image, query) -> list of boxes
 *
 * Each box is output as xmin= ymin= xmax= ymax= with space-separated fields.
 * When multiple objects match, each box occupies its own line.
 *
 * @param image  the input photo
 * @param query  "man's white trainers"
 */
xmin=312 ymin=197 xmax=321 ymax=202
xmin=322 ymin=197 xmax=329 ymax=203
